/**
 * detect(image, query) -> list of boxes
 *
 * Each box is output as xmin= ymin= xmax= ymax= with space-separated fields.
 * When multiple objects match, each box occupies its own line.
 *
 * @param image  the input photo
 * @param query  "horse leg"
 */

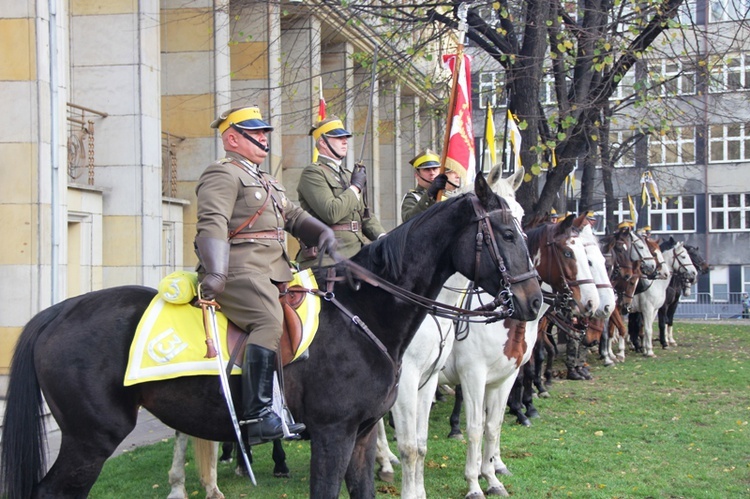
xmin=308 ymin=426 xmax=357 ymax=498
xmin=375 ymin=418 xmax=396 ymax=483
xmin=666 ymin=300 xmax=679 ymax=346
xmin=657 ymin=308 xmax=668 ymax=349
xmin=413 ymin=382 xmax=438 ymax=499
xmin=344 ymin=423 xmax=379 ymax=499
xmin=522 ymin=362 xmax=539 ymax=418
xmin=448 ymin=384 xmax=464 ymax=439
xmin=461 ymin=372 xmax=489 ymax=498
xmin=168 ymin=431 xmax=189 ymax=499
xmin=219 ymin=442 xmax=233 ymax=463
xmin=532 ymin=341 xmax=549 ymax=398
xmin=507 ymin=373 xmax=530 ymax=426
xmin=641 ymin=307 xmax=657 ymax=357
xmin=193 ymin=438 xmax=224 ymax=499
xmin=272 ymin=439 xmax=290 ymax=478
xmin=481 ymin=382 xmax=514 ymax=497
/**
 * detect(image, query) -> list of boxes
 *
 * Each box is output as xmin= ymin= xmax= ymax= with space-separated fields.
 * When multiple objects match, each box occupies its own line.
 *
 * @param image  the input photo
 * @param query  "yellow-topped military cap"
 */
xmin=617 ymin=219 xmax=635 ymax=230
xmin=210 ymin=106 xmax=273 ymax=134
xmin=310 ymin=116 xmax=352 ymax=140
xmin=409 ymin=148 xmax=441 ymax=169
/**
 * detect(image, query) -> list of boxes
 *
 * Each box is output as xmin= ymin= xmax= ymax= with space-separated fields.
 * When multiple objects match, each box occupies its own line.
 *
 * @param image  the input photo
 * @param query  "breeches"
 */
xmin=217 ymin=274 xmax=284 ymax=351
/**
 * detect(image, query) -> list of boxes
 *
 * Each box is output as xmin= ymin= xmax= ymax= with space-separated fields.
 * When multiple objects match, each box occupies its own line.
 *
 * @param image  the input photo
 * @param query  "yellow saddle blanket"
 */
xmin=124 ymin=270 xmax=320 ymax=386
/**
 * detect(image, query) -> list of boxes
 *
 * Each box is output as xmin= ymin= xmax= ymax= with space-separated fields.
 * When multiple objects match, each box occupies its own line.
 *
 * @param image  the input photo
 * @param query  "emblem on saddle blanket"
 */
xmin=124 ymin=270 xmax=320 ymax=386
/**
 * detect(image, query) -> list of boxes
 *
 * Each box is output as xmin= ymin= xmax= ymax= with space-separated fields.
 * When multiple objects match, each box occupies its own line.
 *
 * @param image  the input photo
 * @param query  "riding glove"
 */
xmin=427 ymin=173 xmax=448 ymax=200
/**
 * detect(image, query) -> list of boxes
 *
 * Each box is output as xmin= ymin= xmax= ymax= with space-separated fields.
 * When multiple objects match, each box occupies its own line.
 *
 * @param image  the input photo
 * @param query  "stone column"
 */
xmin=0 ymin=0 xmax=67 ymax=372
xmin=161 ymin=0 xmax=231 ymax=269
xmin=69 ymin=0 xmax=162 ymax=286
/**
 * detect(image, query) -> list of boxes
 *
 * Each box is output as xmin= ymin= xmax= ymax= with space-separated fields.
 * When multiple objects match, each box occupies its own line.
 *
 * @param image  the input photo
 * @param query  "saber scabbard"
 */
xmin=198 ymin=286 xmax=257 ymax=485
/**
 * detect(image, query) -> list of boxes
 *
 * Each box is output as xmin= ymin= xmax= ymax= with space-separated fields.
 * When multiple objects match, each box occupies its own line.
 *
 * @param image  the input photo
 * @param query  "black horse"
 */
xmin=1 ymin=174 xmax=542 ymax=499
xmin=657 ymin=241 xmax=709 ymax=347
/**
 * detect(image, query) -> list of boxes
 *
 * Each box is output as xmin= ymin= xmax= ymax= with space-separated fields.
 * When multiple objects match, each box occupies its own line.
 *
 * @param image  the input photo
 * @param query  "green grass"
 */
xmin=91 ymin=322 xmax=750 ymax=498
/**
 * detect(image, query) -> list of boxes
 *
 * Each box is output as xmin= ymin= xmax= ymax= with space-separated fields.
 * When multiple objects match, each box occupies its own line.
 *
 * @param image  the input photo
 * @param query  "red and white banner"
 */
xmin=442 ymin=53 xmax=475 ymax=183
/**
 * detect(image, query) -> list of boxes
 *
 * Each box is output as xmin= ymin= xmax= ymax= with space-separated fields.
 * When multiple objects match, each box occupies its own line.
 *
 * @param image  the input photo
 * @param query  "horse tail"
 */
xmin=1 ymin=303 xmax=64 ymax=499
xmin=193 ymin=438 xmax=219 ymax=491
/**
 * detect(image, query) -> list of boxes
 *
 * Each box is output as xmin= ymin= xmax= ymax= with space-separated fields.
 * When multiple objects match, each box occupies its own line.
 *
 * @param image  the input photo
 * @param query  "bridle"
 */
xmin=541 ymin=229 xmax=594 ymax=315
xmin=467 ymin=196 xmax=538 ymax=316
xmin=628 ymin=232 xmax=657 ymax=274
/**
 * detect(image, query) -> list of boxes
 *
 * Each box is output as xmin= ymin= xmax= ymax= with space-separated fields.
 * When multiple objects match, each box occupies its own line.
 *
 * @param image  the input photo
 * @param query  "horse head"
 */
xmin=668 ymin=241 xmax=698 ymax=294
xmin=461 ymin=173 xmax=542 ymax=321
xmin=526 ymin=216 xmax=599 ymax=318
xmin=644 ymin=236 xmax=669 ymax=280
xmin=685 ymin=244 xmax=710 ymax=275
xmin=572 ymin=215 xmax=615 ymax=319
xmin=624 ymin=230 xmax=657 ymax=276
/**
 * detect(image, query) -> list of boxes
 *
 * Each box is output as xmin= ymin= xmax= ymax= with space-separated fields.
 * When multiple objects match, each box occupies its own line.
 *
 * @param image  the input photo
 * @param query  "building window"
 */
xmin=540 ymin=73 xmax=556 ymax=105
xmin=649 ymin=196 xmax=696 ymax=233
xmin=709 ymin=193 xmax=750 ymax=231
xmin=648 ymin=127 xmax=695 ymax=165
xmin=709 ymin=0 xmax=750 ymax=22
xmin=651 ymin=60 xmax=696 ymax=96
xmin=711 ymin=266 xmax=729 ymax=302
xmin=678 ymin=0 xmax=698 ymax=24
xmin=743 ymin=265 xmax=750 ymax=293
xmin=709 ymin=123 xmax=750 ymax=162
xmin=610 ymin=68 xmax=636 ymax=102
xmin=478 ymin=71 xmax=503 ymax=109
xmin=608 ymin=130 xmax=637 ymax=168
xmin=709 ymin=53 xmax=750 ymax=92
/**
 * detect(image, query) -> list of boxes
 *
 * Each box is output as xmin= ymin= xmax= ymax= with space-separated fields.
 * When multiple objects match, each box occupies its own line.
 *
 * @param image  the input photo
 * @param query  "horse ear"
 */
xmin=669 ymin=236 xmax=676 ymax=245
xmin=508 ymin=166 xmax=525 ymax=192
xmin=474 ymin=172 xmax=492 ymax=204
xmin=487 ymin=165 xmax=502 ymax=186
xmin=558 ymin=213 xmax=574 ymax=233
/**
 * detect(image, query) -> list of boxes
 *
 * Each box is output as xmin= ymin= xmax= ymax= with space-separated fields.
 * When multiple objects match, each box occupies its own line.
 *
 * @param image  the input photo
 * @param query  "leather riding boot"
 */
xmin=577 ymin=366 xmax=593 ymax=380
xmin=566 ymin=338 xmax=582 ymax=380
xmin=240 ymin=344 xmax=305 ymax=445
xmin=566 ymin=368 xmax=584 ymax=380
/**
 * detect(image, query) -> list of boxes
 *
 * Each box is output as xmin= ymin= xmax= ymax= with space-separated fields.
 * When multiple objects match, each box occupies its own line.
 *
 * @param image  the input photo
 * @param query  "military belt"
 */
xmin=232 ymin=228 xmax=286 ymax=242
xmin=330 ymin=221 xmax=360 ymax=232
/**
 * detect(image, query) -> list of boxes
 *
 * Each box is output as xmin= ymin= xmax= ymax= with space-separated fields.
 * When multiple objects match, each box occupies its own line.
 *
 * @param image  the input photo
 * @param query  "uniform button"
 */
xmin=255 ymin=192 xmax=262 ymax=199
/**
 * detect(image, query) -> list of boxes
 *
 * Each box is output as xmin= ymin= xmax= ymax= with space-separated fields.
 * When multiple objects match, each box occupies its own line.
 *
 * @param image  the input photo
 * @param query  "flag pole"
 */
xmin=480 ymin=98 xmax=490 ymax=173
xmin=437 ymin=3 xmax=470 ymax=201
xmin=501 ymin=91 xmax=511 ymax=173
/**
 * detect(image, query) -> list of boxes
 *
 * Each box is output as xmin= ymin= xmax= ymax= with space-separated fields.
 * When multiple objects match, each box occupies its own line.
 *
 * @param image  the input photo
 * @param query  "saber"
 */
xmin=199 ymin=287 xmax=257 ymax=486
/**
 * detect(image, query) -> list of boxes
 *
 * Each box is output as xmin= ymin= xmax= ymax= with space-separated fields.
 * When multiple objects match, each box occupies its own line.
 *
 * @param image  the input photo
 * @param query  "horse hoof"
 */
xmin=207 ymin=488 xmax=225 ymax=499
xmin=274 ymin=466 xmax=290 ymax=478
xmin=495 ymin=466 xmax=512 ymax=476
xmin=531 ymin=392 xmax=538 ymax=399
xmin=526 ymin=409 xmax=540 ymax=419
xmin=465 ymin=491 xmax=485 ymax=499
xmin=539 ymin=390 xmax=550 ymax=398
xmin=378 ymin=470 xmax=395 ymax=483
xmin=516 ymin=417 xmax=531 ymax=427
xmin=448 ymin=430 xmax=464 ymax=440
xmin=670 ymin=342 xmax=677 ymax=346
xmin=389 ymin=456 xmax=400 ymax=466
xmin=487 ymin=484 xmax=509 ymax=496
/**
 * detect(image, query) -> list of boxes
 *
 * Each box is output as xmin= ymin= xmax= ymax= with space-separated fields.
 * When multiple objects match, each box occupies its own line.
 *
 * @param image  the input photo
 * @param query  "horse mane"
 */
xmin=355 ymin=194 xmax=470 ymax=281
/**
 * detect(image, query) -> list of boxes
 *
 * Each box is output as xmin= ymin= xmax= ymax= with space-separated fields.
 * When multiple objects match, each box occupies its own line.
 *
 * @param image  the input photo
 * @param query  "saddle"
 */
xmin=225 ymin=283 xmax=306 ymax=368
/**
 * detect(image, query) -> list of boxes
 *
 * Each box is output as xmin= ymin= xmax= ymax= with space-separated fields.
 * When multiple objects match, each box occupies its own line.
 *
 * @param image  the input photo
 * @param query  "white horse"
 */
xmin=437 ymin=215 xmax=602 ymax=498
xmin=167 ymin=432 xmax=223 ymax=499
xmin=576 ymin=222 xmax=616 ymax=320
xmin=630 ymin=239 xmax=697 ymax=357
xmin=373 ymin=166 xmax=527 ymax=498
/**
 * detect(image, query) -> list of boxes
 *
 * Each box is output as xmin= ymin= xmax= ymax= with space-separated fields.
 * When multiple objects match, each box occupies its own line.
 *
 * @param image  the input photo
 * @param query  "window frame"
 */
xmin=648 ymin=195 xmax=697 ymax=234
xmin=648 ymin=126 xmax=696 ymax=166
xmin=709 ymin=193 xmax=750 ymax=232
xmin=708 ymin=122 xmax=750 ymax=163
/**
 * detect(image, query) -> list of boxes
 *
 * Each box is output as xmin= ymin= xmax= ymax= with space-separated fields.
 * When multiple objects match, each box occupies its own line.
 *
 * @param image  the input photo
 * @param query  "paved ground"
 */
xmin=45 ymin=408 xmax=175 ymax=464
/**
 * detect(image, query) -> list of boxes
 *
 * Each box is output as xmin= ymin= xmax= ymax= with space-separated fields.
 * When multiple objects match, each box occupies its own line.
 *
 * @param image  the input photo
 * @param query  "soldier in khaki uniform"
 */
xmin=400 ymin=148 xmax=453 ymax=223
xmin=195 ymin=106 xmax=337 ymax=445
xmin=296 ymin=116 xmax=386 ymax=268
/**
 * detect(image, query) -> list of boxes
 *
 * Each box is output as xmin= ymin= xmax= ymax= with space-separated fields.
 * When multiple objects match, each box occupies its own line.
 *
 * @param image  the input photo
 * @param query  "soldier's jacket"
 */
xmin=195 ymin=151 xmax=311 ymax=283
xmin=400 ymin=185 xmax=437 ymax=223
xmin=296 ymin=157 xmax=385 ymax=267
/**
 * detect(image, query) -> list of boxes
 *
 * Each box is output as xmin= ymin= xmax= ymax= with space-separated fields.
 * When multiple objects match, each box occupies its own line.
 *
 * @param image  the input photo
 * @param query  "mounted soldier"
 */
xmin=194 ymin=106 xmax=337 ymax=446
xmin=400 ymin=148 xmax=460 ymax=223
xmin=296 ymin=116 xmax=386 ymax=268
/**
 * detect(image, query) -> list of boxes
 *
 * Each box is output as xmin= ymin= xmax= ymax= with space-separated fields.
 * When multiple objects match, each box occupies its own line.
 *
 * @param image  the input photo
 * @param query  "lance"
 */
xmin=437 ymin=2 xmax=473 ymax=201
xmin=198 ymin=286 xmax=257 ymax=486
xmin=356 ymin=43 xmax=379 ymax=220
